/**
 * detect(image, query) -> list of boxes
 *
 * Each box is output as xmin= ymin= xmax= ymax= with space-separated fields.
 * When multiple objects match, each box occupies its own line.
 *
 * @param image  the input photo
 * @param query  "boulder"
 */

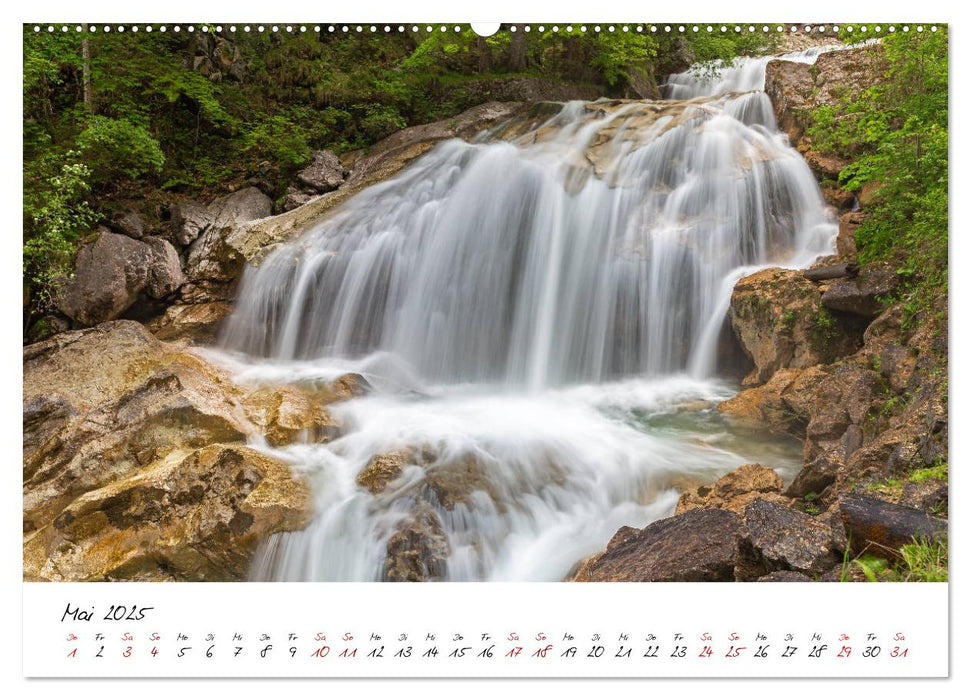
xmin=143 ymin=236 xmax=186 ymax=299
xmin=579 ymin=509 xmax=745 ymax=582
xmin=297 ymin=150 xmax=346 ymax=193
xmin=109 ymin=206 xmax=145 ymax=239
xmin=784 ymin=454 xmax=840 ymax=499
xmin=756 ymin=570 xmax=814 ymax=582
xmin=741 ymin=498 xmax=844 ymax=577
xmin=185 ymin=187 xmax=273 ymax=294
xmin=148 ymin=301 xmax=234 ymax=344
xmin=22 ymin=320 xmax=313 ymax=580
xmin=169 ymin=199 xmax=213 ymax=246
xmin=56 ymin=230 xmax=185 ymax=326
xmin=357 ymin=451 xmax=410 ymax=495
xmin=717 ymin=368 xmax=806 ymax=435
xmin=282 ymin=187 xmax=315 ymax=212
xmin=675 ymin=463 xmax=787 ymax=515
xmin=728 ymin=267 xmax=857 ymax=385
xmin=24 ymin=445 xmax=312 ymax=581
xmin=243 ymin=385 xmax=338 ymax=447
xmin=821 ymin=261 xmax=899 ymax=318
xmin=383 ymin=504 xmax=450 ymax=582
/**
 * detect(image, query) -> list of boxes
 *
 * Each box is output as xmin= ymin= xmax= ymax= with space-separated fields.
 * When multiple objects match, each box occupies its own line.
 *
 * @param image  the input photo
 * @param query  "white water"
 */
xmin=216 ymin=48 xmax=840 ymax=582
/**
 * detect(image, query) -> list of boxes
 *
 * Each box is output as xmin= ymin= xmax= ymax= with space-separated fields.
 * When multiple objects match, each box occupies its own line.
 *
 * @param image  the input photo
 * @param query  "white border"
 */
xmin=4 ymin=0 xmax=963 ymax=695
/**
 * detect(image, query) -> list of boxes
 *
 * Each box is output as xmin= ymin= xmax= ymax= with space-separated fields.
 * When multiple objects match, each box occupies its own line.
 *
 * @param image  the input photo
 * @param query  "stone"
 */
xmin=56 ymin=229 xmax=184 ymax=326
xmin=383 ymin=505 xmax=450 ymax=582
xmin=784 ymin=454 xmax=841 ymax=499
xmin=243 ymin=385 xmax=338 ymax=447
xmin=24 ymin=445 xmax=313 ymax=581
xmin=900 ymin=479 xmax=948 ymax=515
xmin=22 ymin=320 xmax=313 ymax=581
xmin=297 ymin=150 xmax=346 ymax=193
xmin=283 ymin=188 xmax=315 ymax=212
xmin=143 ymin=236 xmax=186 ymax=299
xmin=837 ymin=210 xmax=864 ymax=258
xmin=185 ymin=187 xmax=273 ymax=292
xmin=717 ymin=368 xmax=806 ymax=436
xmin=169 ymin=199 xmax=213 ymax=246
xmin=579 ymin=509 xmax=745 ymax=582
xmin=23 ymin=321 xmax=251 ymax=533
xmin=357 ymin=451 xmax=411 ymax=495
xmin=742 ymin=498 xmax=844 ymax=577
xmin=756 ymin=570 xmax=814 ymax=582
xmin=110 ymin=207 xmax=145 ymax=239
xmin=676 ymin=463 xmax=786 ymax=515
xmin=729 ymin=267 xmax=858 ymax=386
xmin=148 ymin=302 xmax=234 ymax=345
xmin=822 ymin=261 xmax=899 ymax=318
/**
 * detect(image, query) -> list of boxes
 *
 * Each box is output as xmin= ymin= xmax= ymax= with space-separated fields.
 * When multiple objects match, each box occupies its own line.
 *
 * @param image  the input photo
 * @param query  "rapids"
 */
xmin=213 ymin=46 xmax=841 ymax=581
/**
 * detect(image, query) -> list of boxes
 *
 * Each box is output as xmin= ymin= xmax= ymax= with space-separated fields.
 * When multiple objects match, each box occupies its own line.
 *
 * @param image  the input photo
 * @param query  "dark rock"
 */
xmin=297 ymin=150 xmax=346 ymax=193
xmin=784 ymin=454 xmax=840 ymax=499
xmin=900 ymin=480 xmax=948 ymax=515
xmin=821 ymin=262 xmax=900 ymax=318
xmin=110 ymin=207 xmax=145 ymax=239
xmin=742 ymin=499 xmax=843 ymax=577
xmin=582 ymin=509 xmax=745 ymax=582
xmin=282 ymin=187 xmax=315 ymax=212
xmin=25 ymin=314 xmax=71 ymax=344
xmin=838 ymin=493 xmax=947 ymax=559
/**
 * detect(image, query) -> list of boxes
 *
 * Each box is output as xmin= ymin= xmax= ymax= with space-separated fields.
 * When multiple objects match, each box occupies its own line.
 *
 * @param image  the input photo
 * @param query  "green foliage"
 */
xmin=844 ymin=536 xmax=948 ymax=582
xmin=807 ymin=30 xmax=948 ymax=329
xmin=23 ymin=157 xmax=96 ymax=310
xmin=76 ymin=116 xmax=165 ymax=183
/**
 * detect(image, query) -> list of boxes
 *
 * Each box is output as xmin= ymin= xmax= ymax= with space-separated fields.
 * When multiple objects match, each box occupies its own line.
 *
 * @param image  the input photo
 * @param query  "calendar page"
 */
xmin=18 ymin=4 xmax=952 ymax=684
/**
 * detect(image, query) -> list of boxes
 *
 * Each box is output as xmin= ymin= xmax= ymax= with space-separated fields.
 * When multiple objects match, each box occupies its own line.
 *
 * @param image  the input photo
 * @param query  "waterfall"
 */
xmin=216 ymin=49 xmax=839 ymax=582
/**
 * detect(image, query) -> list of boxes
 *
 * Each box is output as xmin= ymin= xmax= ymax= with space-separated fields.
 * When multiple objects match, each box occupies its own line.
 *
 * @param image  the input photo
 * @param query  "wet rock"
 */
xmin=821 ymin=262 xmax=899 ymax=318
xmin=24 ymin=445 xmax=312 ymax=581
xmin=243 ymin=385 xmax=337 ymax=447
xmin=148 ymin=302 xmax=233 ymax=345
xmin=676 ymin=463 xmax=787 ymax=515
xmin=56 ymin=230 xmax=184 ymax=326
xmin=838 ymin=493 xmax=947 ymax=559
xmin=741 ymin=498 xmax=844 ymax=577
xmin=22 ymin=320 xmax=312 ymax=581
xmin=579 ymin=509 xmax=745 ymax=582
xmin=297 ymin=150 xmax=346 ymax=193
xmin=357 ymin=451 xmax=411 ymax=495
xmin=383 ymin=505 xmax=450 ymax=582
xmin=717 ymin=368 xmax=806 ymax=436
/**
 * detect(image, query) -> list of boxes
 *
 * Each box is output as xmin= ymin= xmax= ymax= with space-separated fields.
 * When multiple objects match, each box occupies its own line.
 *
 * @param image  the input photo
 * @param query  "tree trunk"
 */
xmin=477 ymin=37 xmax=490 ymax=75
xmin=81 ymin=24 xmax=93 ymax=113
xmin=838 ymin=494 xmax=947 ymax=560
xmin=507 ymin=26 xmax=526 ymax=72
xmin=803 ymin=263 xmax=859 ymax=282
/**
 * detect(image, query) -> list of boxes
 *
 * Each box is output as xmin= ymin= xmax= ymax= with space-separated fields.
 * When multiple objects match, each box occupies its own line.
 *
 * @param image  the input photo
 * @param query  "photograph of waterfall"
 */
xmin=23 ymin=23 xmax=948 ymax=585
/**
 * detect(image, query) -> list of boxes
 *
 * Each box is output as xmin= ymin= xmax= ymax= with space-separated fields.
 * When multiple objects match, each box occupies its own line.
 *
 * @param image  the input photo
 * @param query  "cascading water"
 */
xmin=212 ymin=47 xmax=840 ymax=582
